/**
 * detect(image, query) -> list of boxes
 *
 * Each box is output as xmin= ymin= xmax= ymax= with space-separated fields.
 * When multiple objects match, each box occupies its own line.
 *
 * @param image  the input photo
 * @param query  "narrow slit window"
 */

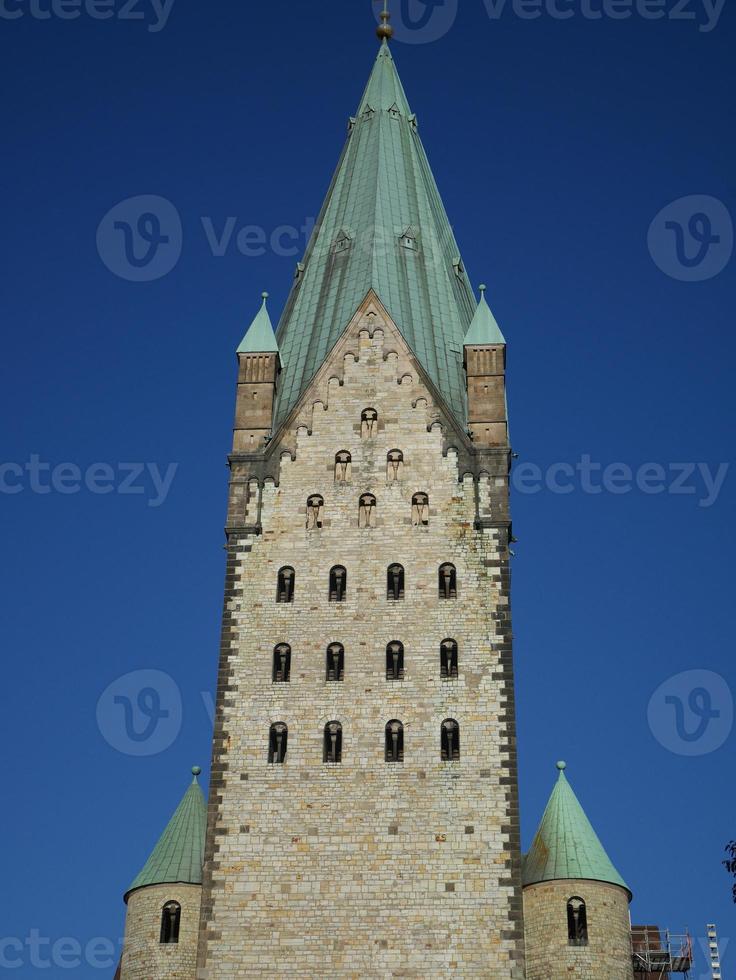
xmin=323 ymin=721 xmax=343 ymax=764
xmin=326 ymin=643 xmax=345 ymax=682
xmin=567 ymin=898 xmax=589 ymax=947
xmin=440 ymin=639 xmax=459 ymax=679
xmin=386 ymin=641 xmax=405 ymax=681
xmin=412 ymin=492 xmax=429 ymax=526
xmin=441 ymin=719 xmax=460 ymax=761
xmin=361 ymin=408 xmax=378 ymax=439
xmin=387 ymin=449 xmax=404 ymax=483
xmin=359 ymin=493 xmax=376 ymax=528
xmin=268 ymin=723 xmax=288 ymax=764
xmin=439 ymin=563 xmax=457 ymax=599
xmin=306 ymin=495 xmax=324 ymax=530
xmin=335 ymin=451 xmax=352 ymax=483
xmin=272 ymin=644 xmax=291 ymax=683
xmin=387 ymin=564 xmax=405 ymax=601
xmin=277 ymin=566 xmax=295 ymax=603
xmin=385 ymin=720 xmax=404 ymax=763
xmin=329 ymin=566 xmax=347 ymax=602
xmin=160 ymin=902 xmax=181 ymax=945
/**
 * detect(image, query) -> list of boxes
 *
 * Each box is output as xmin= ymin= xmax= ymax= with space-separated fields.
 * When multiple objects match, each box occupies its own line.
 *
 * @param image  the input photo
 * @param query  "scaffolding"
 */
xmin=631 ymin=926 xmax=693 ymax=977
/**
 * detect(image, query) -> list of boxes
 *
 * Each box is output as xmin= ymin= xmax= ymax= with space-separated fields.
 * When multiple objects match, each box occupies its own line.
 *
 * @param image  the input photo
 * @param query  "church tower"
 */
xmin=196 ymin=17 xmax=524 ymax=980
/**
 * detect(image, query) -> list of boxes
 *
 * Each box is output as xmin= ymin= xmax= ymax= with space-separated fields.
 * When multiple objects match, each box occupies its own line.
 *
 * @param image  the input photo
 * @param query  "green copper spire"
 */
xmin=273 ymin=42 xmax=477 ymax=426
xmin=523 ymin=762 xmax=630 ymax=896
xmin=237 ymin=292 xmax=279 ymax=354
xmin=465 ymin=285 xmax=506 ymax=345
xmin=124 ymin=767 xmax=207 ymax=902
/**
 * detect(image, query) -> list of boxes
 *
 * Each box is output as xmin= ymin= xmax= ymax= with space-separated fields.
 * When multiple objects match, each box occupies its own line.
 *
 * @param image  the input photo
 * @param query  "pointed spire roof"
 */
xmin=274 ymin=42 xmax=477 ymax=426
xmin=523 ymin=762 xmax=630 ymax=897
xmin=465 ymin=285 xmax=506 ymax=345
xmin=125 ymin=767 xmax=207 ymax=902
xmin=237 ymin=292 xmax=279 ymax=354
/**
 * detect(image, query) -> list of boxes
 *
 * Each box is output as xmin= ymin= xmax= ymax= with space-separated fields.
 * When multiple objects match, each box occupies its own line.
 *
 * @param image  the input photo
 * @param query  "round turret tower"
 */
xmin=522 ymin=762 xmax=634 ymax=980
xmin=119 ymin=767 xmax=206 ymax=980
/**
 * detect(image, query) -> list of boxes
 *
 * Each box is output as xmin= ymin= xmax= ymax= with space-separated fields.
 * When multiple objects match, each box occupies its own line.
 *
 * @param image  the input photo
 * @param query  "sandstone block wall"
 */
xmin=523 ymin=879 xmax=633 ymax=980
xmin=197 ymin=299 xmax=524 ymax=978
xmin=120 ymin=883 xmax=201 ymax=980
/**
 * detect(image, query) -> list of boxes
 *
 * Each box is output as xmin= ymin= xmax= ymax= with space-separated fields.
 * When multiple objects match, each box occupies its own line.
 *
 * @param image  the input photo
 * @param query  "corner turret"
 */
xmin=464 ymin=285 xmax=509 ymax=448
xmin=522 ymin=762 xmax=634 ymax=980
xmin=119 ymin=768 xmax=206 ymax=980
xmin=233 ymin=292 xmax=281 ymax=453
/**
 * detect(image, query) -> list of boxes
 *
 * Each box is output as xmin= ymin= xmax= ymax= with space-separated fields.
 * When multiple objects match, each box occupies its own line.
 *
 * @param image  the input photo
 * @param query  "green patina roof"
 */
xmin=274 ymin=41 xmax=477 ymax=426
xmin=125 ymin=768 xmax=207 ymax=901
xmin=465 ymin=285 xmax=506 ymax=345
xmin=237 ymin=292 xmax=279 ymax=354
xmin=523 ymin=762 xmax=630 ymax=896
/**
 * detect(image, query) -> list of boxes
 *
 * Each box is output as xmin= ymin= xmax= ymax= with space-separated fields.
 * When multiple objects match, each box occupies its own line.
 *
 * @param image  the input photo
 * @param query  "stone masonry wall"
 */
xmin=523 ymin=879 xmax=634 ymax=980
xmin=120 ymin=883 xmax=201 ymax=980
xmin=197 ymin=299 xmax=524 ymax=978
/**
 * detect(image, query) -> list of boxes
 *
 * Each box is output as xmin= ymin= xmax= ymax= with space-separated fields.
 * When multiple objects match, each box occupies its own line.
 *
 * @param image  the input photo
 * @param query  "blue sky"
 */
xmin=0 ymin=0 xmax=733 ymax=974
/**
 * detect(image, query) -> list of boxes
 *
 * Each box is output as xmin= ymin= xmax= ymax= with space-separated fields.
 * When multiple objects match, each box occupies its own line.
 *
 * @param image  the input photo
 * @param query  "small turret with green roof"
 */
xmin=237 ymin=292 xmax=279 ymax=355
xmin=523 ymin=761 xmax=629 ymax=895
xmin=119 ymin=768 xmax=207 ymax=979
xmin=523 ymin=762 xmax=635 ymax=980
xmin=125 ymin=766 xmax=207 ymax=901
xmin=464 ymin=285 xmax=506 ymax=347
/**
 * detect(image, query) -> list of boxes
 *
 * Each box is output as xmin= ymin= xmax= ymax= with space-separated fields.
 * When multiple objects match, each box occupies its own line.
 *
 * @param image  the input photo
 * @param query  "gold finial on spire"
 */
xmin=375 ymin=0 xmax=394 ymax=41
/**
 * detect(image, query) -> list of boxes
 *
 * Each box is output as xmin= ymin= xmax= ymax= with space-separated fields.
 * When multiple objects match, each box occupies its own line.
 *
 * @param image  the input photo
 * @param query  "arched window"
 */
xmin=272 ymin=644 xmax=291 ymax=683
xmin=441 ymin=719 xmax=460 ymax=761
xmin=439 ymin=563 xmax=457 ymax=599
xmin=361 ymin=408 xmax=378 ymax=439
xmin=306 ymin=495 xmax=324 ymax=530
xmin=386 ymin=641 xmax=405 ymax=681
xmin=276 ymin=566 xmax=295 ymax=603
xmin=440 ymin=639 xmax=459 ymax=679
xmin=387 ymin=564 xmax=405 ymax=601
xmin=268 ymin=723 xmax=288 ymax=764
xmin=329 ymin=566 xmax=347 ymax=602
xmin=323 ymin=721 xmax=343 ymax=764
xmin=412 ymin=492 xmax=430 ymax=526
xmin=385 ymin=720 xmax=404 ymax=762
xmin=387 ymin=449 xmax=404 ymax=483
xmin=326 ymin=643 xmax=345 ymax=682
xmin=335 ymin=451 xmax=352 ymax=483
xmin=160 ymin=901 xmax=181 ymax=945
xmin=359 ymin=493 xmax=376 ymax=528
xmin=567 ymin=898 xmax=589 ymax=946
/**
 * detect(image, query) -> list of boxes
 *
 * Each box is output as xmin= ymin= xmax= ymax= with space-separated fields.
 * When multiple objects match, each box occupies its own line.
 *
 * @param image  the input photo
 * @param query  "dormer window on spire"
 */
xmin=399 ymin=228 xmax=418 ymax=251
xmin=333 ymin=232 xmax=352 ymax=255
xmin=388 ymin=102 xmax=401 ymax=120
